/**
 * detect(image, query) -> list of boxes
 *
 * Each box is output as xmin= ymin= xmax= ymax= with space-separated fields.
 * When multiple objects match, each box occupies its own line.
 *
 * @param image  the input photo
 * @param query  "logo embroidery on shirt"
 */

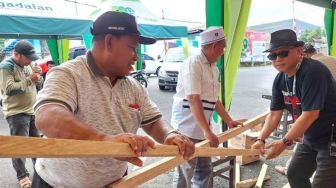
xmin=128 ymin=103 xmax=140 ymax=110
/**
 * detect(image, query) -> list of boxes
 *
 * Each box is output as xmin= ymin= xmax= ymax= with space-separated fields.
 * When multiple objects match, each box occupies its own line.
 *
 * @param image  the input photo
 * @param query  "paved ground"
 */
xmin=0 ymin=65 xmax=290 ymax=188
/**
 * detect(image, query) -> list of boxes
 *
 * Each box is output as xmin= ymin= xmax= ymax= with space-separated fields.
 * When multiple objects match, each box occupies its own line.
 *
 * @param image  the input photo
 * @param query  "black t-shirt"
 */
xmin=271 ymin=57 xmax=336 ymax=143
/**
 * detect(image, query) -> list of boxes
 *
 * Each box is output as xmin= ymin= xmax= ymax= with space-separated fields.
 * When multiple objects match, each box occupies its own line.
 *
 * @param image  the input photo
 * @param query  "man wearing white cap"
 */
xmin=171 ymin=26 xmax=242 ymax=188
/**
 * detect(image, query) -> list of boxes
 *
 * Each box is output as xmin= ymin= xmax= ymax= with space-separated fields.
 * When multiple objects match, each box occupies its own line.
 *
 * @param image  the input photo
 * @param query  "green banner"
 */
xmin=325 ymin=5 xmax=336 ymax=57
xmin=206 ymin=0 xmax=224 ymax=123
xmin=224 ymin=0 xmax=251 ymax=110
xmin=325 ymin=9 xmax=333 ymax=55
xmin=46 ymin=39 xmax=69 ymax=65
xmin=181 ymin=38 xmax=189 ymax=59
xmin=83 ymin=34 xmax=93 ymax=50
xmin=136 ymin=45 xmax=142 ymax=70
xmin=332 ymin=9 xmax=336 ymax=57
xmin=206 ymin=0 xmax=251 ymax=111
xmin=57 ymin=39 xmax=69 ymax=64
xmin=47 ymin=39 xmax=59 ymax=65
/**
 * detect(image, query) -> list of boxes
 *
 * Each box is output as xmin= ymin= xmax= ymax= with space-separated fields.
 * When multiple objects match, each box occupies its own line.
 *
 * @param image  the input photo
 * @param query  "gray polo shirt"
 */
xmin=34 ymin=52 xmax=162 ymax=188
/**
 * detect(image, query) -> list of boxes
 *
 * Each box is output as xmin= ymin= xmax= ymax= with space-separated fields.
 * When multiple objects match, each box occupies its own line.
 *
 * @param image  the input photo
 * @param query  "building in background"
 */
xmin=248 ymin=19 xmax=320 ymax=35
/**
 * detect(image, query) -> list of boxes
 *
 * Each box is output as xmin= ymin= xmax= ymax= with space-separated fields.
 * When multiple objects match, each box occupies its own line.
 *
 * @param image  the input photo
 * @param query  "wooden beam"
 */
xmin=236 ymin=175 xmax=271 ymax=188
xmin=255 ymin=164 xmax=268 ymax=188
xmin=279 ymin=149 xmax=294 ymax=156
xmin=0 ymin=136 xmax=260 ymax=158
xmin=235 ymin=163 xmax=240 ymax=186
xmin=109 ymin=111 xmax=269 ymax=188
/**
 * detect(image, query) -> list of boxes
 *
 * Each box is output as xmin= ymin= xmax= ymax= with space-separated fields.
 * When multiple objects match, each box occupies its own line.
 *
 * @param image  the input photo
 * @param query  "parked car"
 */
xmin=68 ymin=46 xmax=86 ymax=60
xmin=142 ymin=53 xmax=161 ymax=76
xmin=158 ymin=47 xmax=198 ymax=90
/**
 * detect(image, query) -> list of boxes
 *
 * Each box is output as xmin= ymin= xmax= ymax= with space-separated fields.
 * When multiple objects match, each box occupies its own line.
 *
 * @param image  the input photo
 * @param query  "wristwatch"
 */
xmin=281 ymin=137 xmax=293 ymax=146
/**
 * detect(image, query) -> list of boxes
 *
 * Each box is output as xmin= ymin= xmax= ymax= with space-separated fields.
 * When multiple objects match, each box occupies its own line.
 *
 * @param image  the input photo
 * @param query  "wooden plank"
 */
xmin=255 ymin=164 xmax=268 ymax=188
xmin=279 ymin=149 xmax=294 ymax=156
xmin=109 ymin=111 xmax=269 ymax=188
xmin=235 ymin=163 xmax=240 ymax=186
xmin=0 ymin=136 xmax=260 ymax=158
xmin=236 ymin=175 xmax=271 ymax=188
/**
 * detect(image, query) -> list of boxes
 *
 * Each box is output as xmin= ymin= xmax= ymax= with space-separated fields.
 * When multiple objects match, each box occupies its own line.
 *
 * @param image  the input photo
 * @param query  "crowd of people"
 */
xmin=1 ymin=10 xmax=336 ymax=188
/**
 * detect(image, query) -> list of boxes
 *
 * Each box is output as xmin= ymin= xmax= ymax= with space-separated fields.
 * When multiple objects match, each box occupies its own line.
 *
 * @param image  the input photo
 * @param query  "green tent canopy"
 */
xmin=91 ymin=0 xmax=188 ymax=39
xmin=297 ymin=0 xmax=332 ymax=9
xmin=138 ymin=24 xmax=187 ymax=39
xmin=0 ymin=14 xmax=92 ymax=39
xmin=0 ymin=0 xmax=188 ymax=64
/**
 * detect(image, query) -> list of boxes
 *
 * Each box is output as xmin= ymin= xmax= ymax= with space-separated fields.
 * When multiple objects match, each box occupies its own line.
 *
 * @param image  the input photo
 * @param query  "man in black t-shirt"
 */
xmin=252 ymin=29 xmax=336 ymax=188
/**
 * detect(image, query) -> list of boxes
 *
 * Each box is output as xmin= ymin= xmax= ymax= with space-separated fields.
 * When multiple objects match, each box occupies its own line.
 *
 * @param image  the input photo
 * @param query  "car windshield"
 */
xmin=165 ymin=52 xmax=185 ymax=63
xmin=164 ymin=48 xmax=198 ymax=63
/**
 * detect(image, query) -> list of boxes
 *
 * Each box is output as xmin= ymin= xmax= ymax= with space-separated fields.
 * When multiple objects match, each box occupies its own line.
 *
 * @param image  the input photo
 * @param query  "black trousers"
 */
xmin=32 ymin=171 xmax=53 ymax=188
xmin=7 ymin=113 xmax=40 ymax=180
xmin=287 ymin=140 xmax=336 ymax=188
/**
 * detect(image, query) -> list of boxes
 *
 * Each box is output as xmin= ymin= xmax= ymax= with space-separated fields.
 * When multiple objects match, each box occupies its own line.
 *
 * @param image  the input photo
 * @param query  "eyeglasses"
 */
xmin=267 ymin=50 xmax=291 ymax=61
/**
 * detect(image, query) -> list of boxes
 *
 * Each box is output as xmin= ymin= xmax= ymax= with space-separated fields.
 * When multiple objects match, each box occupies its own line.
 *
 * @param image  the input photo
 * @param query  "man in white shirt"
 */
xmin=171 ymin=26 xmax=242 ymax=188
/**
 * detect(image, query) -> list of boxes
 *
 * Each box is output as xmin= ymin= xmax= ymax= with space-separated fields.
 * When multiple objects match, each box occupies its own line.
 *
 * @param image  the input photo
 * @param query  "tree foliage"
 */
xmin=299 ymin=28 xmax=322 ymax=42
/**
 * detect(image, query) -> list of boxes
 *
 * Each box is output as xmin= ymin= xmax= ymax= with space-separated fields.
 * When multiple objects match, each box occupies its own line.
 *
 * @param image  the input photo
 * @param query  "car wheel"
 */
xmin=155 ymin=67 xmax=161 ymax=76
xmin=159 ymin=85 xmax=165 ymax=90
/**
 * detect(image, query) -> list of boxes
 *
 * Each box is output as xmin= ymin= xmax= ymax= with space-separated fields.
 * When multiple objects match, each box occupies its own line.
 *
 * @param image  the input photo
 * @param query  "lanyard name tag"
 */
xmin=285 ymin=75 xmax=300 ymax=121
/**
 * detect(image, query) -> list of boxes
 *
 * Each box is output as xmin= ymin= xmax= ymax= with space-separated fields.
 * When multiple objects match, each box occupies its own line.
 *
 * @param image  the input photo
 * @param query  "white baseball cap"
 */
xmin=200 ymin=26 xmax=225 ymax=45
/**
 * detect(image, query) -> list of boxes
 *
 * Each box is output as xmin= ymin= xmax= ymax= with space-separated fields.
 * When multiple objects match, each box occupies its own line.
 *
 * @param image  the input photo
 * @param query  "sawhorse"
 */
xmin=262 ymin=94 xmax=293 ymax=139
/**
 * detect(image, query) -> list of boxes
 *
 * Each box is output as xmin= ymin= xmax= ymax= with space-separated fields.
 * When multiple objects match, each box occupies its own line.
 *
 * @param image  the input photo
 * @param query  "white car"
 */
xmin=143 ymin=54 xmax=161 ymax=76
xmin=158 ymin=47 xmax=198 ymax=90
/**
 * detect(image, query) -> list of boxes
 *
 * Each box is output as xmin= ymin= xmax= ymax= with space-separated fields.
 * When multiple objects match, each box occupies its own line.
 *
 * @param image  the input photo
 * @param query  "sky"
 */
xmin=139 ymin=0 xmax=325 ymax=27
xmin=3 ymin=0 xmax=324 ymax=27
xmin=248 ymin=0 xmax=325 ymax=26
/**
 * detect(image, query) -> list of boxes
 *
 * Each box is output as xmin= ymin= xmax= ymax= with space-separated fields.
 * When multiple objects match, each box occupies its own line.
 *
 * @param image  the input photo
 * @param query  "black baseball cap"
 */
xmin=14 ymin=40 xmax=39 ymax=61
xmin=90 ymin=11 xmax=156 ymax=45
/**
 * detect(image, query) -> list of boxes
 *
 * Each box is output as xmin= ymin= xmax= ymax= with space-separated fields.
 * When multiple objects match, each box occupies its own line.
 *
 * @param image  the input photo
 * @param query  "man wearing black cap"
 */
xmin=32 ymin=11 xmax=195 ymax=188
xmin=0 ymin=40 xmax=43 ymax=188
xmin=252 ymin=29 xmax=336 ymax=188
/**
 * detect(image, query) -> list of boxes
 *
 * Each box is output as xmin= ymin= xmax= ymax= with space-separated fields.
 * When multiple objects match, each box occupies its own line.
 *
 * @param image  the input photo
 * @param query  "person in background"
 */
xmin=41 ymin=60 xmax=55 ymax=80
xmin=171 ymin=26 xmax=242 ymax=188
xmin=0 ymin=40 xmax=43 ymax=188
xmin=32 ymin=11 xmax=195 ymax=188
xmin=303 ymin=43 xmax=336 ymax=79
xmin=252 ymin=29 xmax=336 ymax=188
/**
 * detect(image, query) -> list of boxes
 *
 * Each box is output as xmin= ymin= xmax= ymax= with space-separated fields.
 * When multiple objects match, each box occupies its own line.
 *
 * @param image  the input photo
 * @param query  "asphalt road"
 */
xmin=0 ymin=65 xmax=290 ymax=188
